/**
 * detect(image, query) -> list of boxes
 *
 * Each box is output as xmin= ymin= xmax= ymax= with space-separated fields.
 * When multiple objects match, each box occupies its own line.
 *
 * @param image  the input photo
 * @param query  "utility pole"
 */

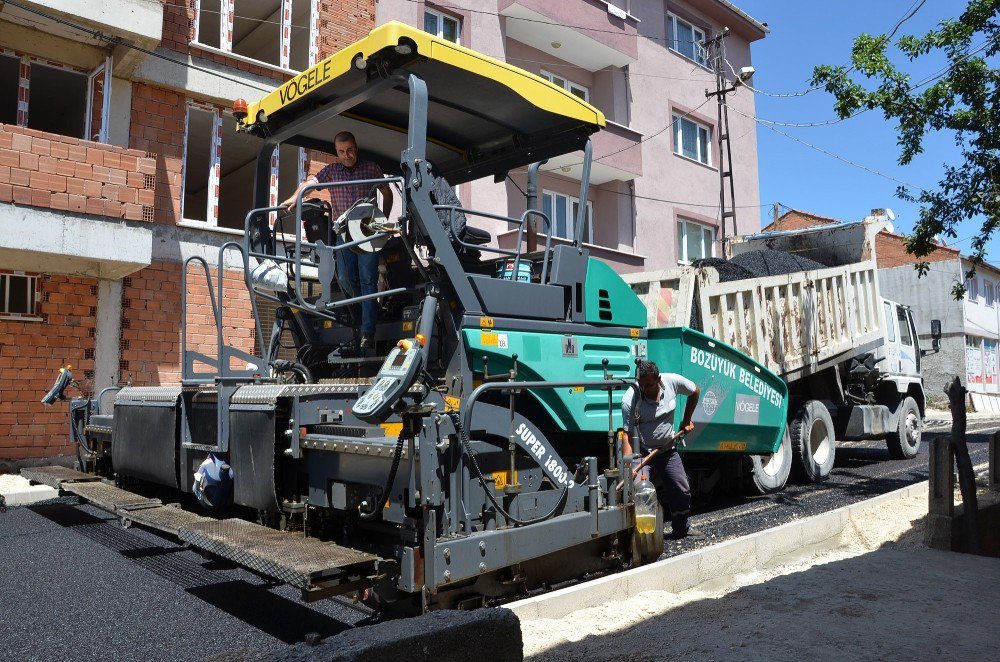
xmin=705 ymin=27 xmax=738 ymax=257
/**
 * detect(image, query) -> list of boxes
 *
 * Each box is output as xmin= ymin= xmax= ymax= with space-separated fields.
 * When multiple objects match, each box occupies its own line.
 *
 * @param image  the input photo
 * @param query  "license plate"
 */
xmin=718 ymin=441 xmax=747 ymax=451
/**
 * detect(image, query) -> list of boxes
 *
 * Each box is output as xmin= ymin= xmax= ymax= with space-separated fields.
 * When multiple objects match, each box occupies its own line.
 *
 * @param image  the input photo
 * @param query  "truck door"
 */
xmin=882 ymin=300 xmax=899 ymax=373
xmin=896 ymin=304 xmax=918 ymax=376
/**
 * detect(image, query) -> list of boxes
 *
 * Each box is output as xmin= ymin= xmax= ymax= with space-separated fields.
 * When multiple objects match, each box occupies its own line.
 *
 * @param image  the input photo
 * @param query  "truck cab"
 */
xmin=878 ymin=299 xmax=921 ymax=379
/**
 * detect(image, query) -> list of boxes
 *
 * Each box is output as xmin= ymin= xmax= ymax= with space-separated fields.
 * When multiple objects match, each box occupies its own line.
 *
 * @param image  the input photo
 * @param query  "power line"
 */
xmin=722 ymin=0 xmax=928 ymax=99
xmin=729 ymin=106 xmax=930 ymax=192
xmin=538 ymin=96 xmax=715 ymax=174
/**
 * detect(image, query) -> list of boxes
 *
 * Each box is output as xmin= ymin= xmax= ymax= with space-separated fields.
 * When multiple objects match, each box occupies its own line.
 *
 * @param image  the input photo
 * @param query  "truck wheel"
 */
xmin=745 ymin=426 xmax=792 ymax=494
xmin=886 ymin=397 xmax=922 ymax=459
xmin=790 ymin=401 xmax=836 ymax=482
xmin=631 ymin=500 xmax=664 ymax=565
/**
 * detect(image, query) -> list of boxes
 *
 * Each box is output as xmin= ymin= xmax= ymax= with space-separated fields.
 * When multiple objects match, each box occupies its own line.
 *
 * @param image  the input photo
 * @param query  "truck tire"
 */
xmin=790 ymin=401 xmax=836 ymax=482
xmin=631 ymin=499 xmax=664 ymax=565
xmin=886 ymin=396 xmax=922 ymax=459
xmin=745 ymin=426 xmax=792 ymax=494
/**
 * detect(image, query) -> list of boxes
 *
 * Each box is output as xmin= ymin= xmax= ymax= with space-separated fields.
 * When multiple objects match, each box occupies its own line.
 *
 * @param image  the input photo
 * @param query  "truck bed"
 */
xmin=624 ymin=222 xmax=886 ymax=382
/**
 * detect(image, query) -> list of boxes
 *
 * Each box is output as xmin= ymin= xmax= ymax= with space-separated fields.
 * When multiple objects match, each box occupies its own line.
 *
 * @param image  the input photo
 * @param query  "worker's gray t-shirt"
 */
xmin=621 ymin=373 xmax=697 ymax=452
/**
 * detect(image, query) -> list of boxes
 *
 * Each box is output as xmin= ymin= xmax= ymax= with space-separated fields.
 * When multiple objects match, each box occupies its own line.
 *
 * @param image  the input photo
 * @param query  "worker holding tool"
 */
xmin=621 ymin=360 xmax=705 ymax=540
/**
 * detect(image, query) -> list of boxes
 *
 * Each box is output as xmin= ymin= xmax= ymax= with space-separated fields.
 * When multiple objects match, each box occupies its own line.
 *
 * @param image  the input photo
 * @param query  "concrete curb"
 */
xmin=506 ymin=481 xmax=927 ymax=620
xmin=0 ymin=474 xmax=58 ymax=507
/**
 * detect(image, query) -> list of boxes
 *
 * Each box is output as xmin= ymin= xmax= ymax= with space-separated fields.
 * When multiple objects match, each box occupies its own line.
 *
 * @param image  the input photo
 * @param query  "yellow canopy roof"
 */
xmin=243 ymin=21 xmax=606 ymax=183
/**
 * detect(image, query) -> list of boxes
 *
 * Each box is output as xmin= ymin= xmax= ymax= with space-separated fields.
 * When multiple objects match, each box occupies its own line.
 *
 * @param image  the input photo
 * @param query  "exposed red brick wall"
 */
xmin=762 ymin=209 xmax=838 ymax=233
xmin=120 ymin=261 xmax=256 ymax=387
xmin=0 ymin=276 xmax=97 ymax=461
xmin=0 ymin=124 xmax=156 ymax=221
xmin=316 ymin=1 xmax=376 ymax=58
xmin=875 ymin=232 xmax=959 ymax=269
xmin=128 ymin=83 xmax=187 ymax=225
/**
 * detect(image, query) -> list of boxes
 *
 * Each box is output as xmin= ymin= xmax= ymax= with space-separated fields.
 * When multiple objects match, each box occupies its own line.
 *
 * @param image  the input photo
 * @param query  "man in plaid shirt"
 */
xmin=283 ymin=131 xmax=393 ymax=348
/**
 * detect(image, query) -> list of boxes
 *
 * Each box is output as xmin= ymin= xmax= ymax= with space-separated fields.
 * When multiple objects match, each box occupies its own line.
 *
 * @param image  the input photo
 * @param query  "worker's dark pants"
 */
xmin=646 ymin=449 xmax=692 ymax=535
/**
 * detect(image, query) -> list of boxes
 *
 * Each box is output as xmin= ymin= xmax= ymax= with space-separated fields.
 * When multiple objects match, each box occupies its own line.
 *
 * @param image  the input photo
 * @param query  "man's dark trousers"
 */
xmin=647 ymin=448 xmax=691 ymax=536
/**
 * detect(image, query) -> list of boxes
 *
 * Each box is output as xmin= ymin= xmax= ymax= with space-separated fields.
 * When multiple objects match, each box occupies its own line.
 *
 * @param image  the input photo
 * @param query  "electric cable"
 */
xmin=448 ymin=411 xmax=568 ymax=527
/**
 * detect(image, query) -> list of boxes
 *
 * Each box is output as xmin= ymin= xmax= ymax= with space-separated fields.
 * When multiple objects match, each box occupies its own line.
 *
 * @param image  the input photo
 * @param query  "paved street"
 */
xmin=1 ymin=417 xmax=997 ymax=662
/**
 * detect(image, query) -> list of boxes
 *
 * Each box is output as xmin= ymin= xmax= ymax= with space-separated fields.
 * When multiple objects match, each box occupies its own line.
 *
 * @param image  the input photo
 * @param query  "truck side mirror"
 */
xmin=930 ymin=319 xmax=941 ymax=351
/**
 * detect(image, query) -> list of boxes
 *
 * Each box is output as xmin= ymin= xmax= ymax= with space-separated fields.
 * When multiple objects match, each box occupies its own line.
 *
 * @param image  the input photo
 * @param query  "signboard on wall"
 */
xmin=985 ymin=339 xmax=998 ymax=391
xmin=967 ymin=337 xmax=983 ymax=385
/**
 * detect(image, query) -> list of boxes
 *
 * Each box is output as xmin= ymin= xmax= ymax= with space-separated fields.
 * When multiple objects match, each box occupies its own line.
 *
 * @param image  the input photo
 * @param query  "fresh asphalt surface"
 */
xmin=2 ymin=418 xmax=997 ymax=661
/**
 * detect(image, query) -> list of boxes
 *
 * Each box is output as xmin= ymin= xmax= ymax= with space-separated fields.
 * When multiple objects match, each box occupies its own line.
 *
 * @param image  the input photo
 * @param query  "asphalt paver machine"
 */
xmin=33 ymin=22 xmax=787 ymax=614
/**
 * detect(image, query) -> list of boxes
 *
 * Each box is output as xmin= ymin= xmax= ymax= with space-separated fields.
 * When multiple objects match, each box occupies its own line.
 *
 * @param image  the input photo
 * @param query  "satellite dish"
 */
xmin=885 ymin=208 xmax=896 ymax=221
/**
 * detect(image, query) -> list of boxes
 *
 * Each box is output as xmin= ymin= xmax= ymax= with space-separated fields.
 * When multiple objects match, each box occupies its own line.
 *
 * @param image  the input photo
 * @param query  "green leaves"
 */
xmin=812 ymin=0 xmax=1000 ymax=298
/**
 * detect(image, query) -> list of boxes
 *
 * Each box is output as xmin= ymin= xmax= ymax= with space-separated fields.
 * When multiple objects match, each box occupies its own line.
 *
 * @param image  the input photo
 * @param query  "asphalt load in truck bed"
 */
xmin=694 ymin=249 xmax=826 ymax=281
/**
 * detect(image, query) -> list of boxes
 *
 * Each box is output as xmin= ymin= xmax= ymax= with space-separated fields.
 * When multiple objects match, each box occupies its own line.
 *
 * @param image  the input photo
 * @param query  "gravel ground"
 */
xmin=521 ymin=491 xmax=1000 ymax=660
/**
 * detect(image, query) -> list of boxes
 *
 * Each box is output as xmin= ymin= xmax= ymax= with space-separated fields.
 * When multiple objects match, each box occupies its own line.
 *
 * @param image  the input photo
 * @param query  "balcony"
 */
xmin=0 ymin=124 xmax=154 ymax=279
xmin=499 ymin=0 xmax=638 ymax=72
xmin=543 ymin=121 xmax=642 ymax=184
xmin=0 ymin=0 xmax=163 ymax=75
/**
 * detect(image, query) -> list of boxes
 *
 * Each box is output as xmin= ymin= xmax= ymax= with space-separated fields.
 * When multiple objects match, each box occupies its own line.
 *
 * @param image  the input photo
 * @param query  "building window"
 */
xmin=194 ymin=0 xmax=314 ymax=71
xmin=424 ymin=7 xmax=461 ymax=43
xmin=182 ymin=103 xmax=303 ymax=230
xmin=667 ymin=13 xmax=707 ymax=66
xmin=967 ymin=277 xmax=979 ymax=302
xmin=0 ymin=51 xmax=109 ymax=142
xmin=673 ymin=115 xmax=712 ymax=166
xmin=0 ymin=273 xmax=39 ymax=319
xmin=985 ymin=281 xmax=996 ymax=307
xmin=676 ymin=219 xmax=715 ymax=263
xmin=540 ymin=70 xmax=589 ymax=102
xmin=542 ymin=190 xmax=593 ymax=243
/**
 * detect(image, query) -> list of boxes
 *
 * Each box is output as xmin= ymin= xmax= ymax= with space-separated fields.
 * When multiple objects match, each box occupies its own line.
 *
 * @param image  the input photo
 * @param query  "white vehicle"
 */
xmin=624 ymin=221 xmax=940 ymax=494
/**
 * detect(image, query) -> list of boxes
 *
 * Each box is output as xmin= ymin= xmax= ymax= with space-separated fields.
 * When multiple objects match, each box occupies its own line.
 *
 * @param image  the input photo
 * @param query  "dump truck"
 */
xmin=30 ymin=22 xmax=787 ymax=614
xmin=624 ymin=221 xmax=941 ymax=494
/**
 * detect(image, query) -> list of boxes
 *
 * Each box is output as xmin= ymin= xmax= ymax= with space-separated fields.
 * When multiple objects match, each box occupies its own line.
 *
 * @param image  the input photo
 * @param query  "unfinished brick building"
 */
xmin=0 ymin=0 xmax=374 ymax=464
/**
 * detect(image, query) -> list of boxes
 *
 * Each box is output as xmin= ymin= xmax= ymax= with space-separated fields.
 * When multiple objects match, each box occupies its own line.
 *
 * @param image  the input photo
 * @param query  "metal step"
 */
xmin=61 ymin=481 xmax=161 ymax=512
xmin=119 ymin=505 xmax=214 ymax=535
xmin=178 ymin=519 xmax=378 ymax=594
xmin=20 ymin=465 xmax=102 ymax=489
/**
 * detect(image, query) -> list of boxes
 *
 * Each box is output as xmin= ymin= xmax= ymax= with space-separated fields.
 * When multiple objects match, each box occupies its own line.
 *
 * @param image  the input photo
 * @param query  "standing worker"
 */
xmin=282 ymin=131 xmax=393 ymax=350
xmin=621 ymin=360 xmax=705 ymax=540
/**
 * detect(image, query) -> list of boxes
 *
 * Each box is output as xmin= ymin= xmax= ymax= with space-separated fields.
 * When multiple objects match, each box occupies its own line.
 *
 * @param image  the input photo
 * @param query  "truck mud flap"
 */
xmin=229 ymin=408 xmax=281 ymax=512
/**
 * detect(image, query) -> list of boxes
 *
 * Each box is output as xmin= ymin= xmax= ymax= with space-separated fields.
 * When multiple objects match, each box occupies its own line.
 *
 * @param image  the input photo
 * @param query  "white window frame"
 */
xmin=673 ymin=114 xmax=712 ymax=166
xmin=424 ymin=7 xmax=461 ymax=43
xmin=1 ymin=49 xmax=109 ymax=143
xmin=0 ymin=272 xmax=41 ymax=320
xmin=667 ymin=12 xmax=707 ymax=66
xmin=191 ymin=0 xmax=318 ymax=73
xmin=986 ymin=281 xmax=996 ymax=307
xmin=968 ymin=277 xmax=979 ymax=302
xmin=542 ymin=189 xmax=593 ymax=244
xmin=540 ymin=69 xmax=590 ymax=102
xmin=676 ymin=218 xmax=715 ymax=264
xmin=182 ymin=101 xmax=304 ymax=230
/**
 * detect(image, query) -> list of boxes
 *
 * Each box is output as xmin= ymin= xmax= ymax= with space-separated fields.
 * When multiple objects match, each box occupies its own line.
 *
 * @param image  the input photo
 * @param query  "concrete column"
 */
xmin=94 ymin=279 xmax=124 ymax=400
xmin=926 ymin=437 xmax=955 ymax=550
